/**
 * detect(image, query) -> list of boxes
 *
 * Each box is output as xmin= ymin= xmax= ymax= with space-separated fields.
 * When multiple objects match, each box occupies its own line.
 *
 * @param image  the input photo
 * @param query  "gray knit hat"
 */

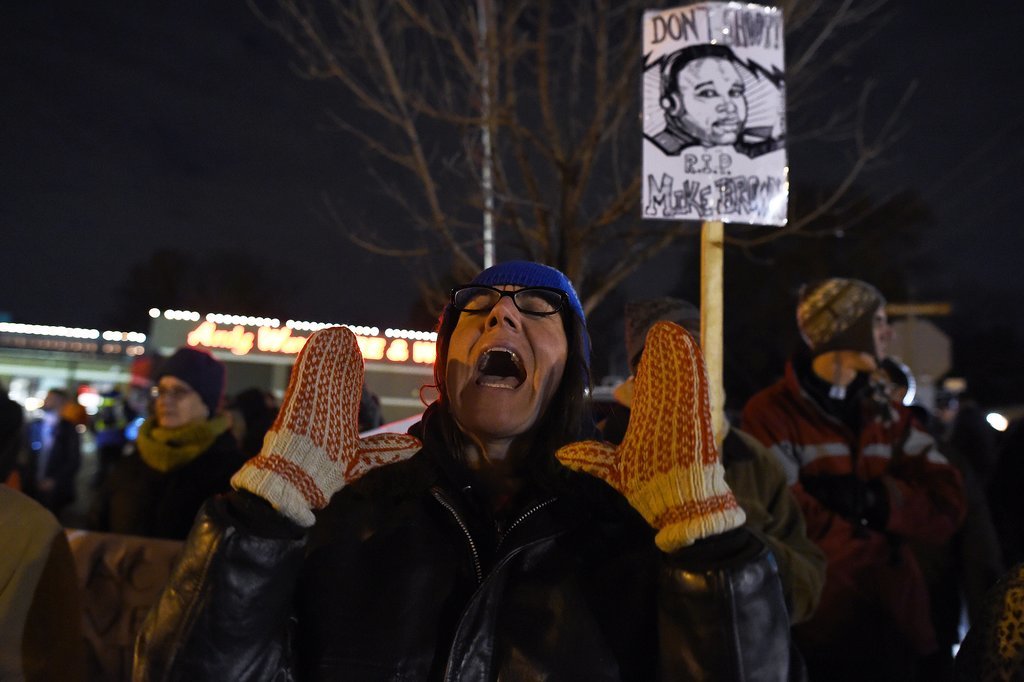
xmin=624 ymin=297 xmax=700 ymax=371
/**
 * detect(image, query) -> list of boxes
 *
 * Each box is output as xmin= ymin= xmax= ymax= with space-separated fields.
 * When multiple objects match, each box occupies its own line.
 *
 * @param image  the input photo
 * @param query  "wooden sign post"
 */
xmin=700 ymin=220 xmax=725 ymax=446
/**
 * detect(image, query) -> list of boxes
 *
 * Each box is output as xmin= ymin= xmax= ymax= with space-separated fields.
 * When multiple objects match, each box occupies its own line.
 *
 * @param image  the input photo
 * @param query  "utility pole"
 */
xmin=477 ymin=0 xmax=496 ymax=268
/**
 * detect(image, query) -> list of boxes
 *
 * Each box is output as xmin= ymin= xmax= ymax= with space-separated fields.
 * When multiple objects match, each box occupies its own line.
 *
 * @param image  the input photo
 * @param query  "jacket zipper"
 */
xmin=432 ymin=489 xmax=561 ymax=681
xmin=495 ymin=497 xmax=557 ymax=552
xmin=431 ymin=487 xmax=484 ymax=585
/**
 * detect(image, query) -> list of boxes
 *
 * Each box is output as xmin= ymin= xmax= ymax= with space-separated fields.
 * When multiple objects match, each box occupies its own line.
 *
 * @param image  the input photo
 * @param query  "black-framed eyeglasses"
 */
xmin=450 ymin=285 xmax=566 ymax=316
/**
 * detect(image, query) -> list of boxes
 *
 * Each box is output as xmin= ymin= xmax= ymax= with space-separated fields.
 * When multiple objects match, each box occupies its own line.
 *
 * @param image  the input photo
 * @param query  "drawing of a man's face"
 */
xmin=669 ymin=57 xmax=747 ymax=146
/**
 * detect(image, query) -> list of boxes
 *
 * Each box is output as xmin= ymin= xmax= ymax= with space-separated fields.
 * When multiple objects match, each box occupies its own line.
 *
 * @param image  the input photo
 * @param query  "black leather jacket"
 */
xmin=136 ymin=441 xmax=791 ymax=681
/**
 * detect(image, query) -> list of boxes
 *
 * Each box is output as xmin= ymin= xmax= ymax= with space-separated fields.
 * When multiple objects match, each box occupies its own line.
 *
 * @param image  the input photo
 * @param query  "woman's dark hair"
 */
xmin=427 ymin=299 xmax=593 ymax=471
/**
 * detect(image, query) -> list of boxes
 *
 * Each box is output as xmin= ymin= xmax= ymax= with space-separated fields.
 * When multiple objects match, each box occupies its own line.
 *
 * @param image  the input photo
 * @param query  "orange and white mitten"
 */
xmin=557 ymin=322 xmax=744 ymax=552
xmin=232 ymin=326 xmax=421 ymax=527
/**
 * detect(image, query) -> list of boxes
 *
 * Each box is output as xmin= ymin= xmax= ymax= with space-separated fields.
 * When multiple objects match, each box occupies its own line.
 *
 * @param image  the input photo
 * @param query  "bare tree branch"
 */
xmin=253 ymin=0 xmax=902 ymax=314
xmin=729 ymin=78 xmax=916 ymax=248
xmin=320 ymin=194 xmax=430 ymax=258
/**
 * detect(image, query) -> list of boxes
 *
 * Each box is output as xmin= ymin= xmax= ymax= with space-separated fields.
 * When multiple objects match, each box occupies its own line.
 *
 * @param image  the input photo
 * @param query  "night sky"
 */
xmin=3 ymin=1 xmax=423 ymax=329
xmin=3 ymin=1 xmax=1023 ymax=399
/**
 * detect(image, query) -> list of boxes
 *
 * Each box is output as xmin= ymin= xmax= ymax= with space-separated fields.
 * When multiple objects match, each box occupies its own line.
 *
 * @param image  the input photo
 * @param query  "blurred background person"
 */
xmin=90 ymin=347 xmax=246 ymax=540
xmin=935 ymin=389 xmax=998 ymax=491
xmin=742 ymin=278 xmax=967 ymax=681
xmin=0 ymin=386 xmax=86 ymax=681
xmin=358 ymin=384 xmax=383 ymax=433
xmin=878 ymin=359 xmax=1005 ymax=679
xmin=90 ymin=388 xmax=131 ymax=490
xmin=25 ymin=389 xmax=66 ymax=497
xmin=228 ymin=387 xmax=278 ymax=459
xmin=30 ymin=392 xmax=86 ymax=520
xmin=989 ymin=416 xmax=1024 ymax=568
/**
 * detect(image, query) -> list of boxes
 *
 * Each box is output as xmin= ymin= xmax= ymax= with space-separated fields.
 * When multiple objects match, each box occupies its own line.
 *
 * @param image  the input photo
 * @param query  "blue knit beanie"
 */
xmin=158 ymin=347 xmax=226 ymax=417
xmin=469 ymin=260 xmax=590 ymax=362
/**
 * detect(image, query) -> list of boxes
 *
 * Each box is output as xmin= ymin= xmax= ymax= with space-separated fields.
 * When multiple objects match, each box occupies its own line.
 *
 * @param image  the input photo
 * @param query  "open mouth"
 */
xmin=476 ymin=347 xmax=526 ymax=389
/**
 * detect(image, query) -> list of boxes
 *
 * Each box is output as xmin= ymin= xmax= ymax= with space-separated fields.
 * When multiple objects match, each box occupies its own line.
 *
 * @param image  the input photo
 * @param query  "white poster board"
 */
xmin=642 ymin=2 xmax=787 ymax=226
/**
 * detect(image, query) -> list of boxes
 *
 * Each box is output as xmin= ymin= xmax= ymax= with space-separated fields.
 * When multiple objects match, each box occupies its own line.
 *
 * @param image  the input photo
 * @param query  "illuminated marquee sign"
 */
xmin=184 ymin=320 xmax=436 ymax=365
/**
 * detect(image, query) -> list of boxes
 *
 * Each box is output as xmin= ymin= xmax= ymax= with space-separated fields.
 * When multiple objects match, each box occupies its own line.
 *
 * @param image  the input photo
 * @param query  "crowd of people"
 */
xmin=1 ymin=261 xmax=1021 ymax=680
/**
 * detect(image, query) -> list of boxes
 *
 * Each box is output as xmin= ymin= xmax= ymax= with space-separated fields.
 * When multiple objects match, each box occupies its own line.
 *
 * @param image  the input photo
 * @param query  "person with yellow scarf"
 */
xmin=90 ymin=347 xmax=246 ymax=540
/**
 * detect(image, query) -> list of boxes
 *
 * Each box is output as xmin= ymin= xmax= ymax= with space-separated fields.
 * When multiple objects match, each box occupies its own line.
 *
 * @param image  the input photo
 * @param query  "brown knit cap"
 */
xmin=796 ymin=278 xmax=884 ymax=356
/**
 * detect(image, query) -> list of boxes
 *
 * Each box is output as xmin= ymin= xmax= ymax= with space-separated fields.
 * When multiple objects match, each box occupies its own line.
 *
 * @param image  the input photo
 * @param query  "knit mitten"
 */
xmin=557 ymin=322 xmax=745 ymax=552
xmin=231 ymin=326 xmax=421 ymax=527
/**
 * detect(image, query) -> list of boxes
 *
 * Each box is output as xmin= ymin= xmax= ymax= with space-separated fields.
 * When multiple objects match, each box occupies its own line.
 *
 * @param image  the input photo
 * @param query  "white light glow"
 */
xmin=100 ymin=330 xmax=146 ymax=343
xmin=176 ymin=309 xmax=433 ymax=342
xmin=345 ymin=325 xmax=379 ymax=337
xmin=164 ymin=309 xmax=200 ymax=321
xmin=986 ymin=413 xmax=1009 ymax=432
xmin=385 ymin=328 xmax=437 ymax=341
xmin=0 ymin=322 xmax=100 ymax=339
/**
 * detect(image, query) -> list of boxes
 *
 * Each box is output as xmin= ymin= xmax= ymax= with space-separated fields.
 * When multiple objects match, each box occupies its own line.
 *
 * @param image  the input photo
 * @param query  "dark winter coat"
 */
xmin=742 ymin=358 xmax=967 ymax=680
xmin=90 ymin=431 xmax=246 ymax=540
xmin=136 ymin=437 xmax=792 ymax=681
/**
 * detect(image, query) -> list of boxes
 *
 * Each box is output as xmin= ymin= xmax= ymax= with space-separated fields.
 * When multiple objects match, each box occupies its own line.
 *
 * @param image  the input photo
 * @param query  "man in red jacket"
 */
xmin=742 ymin=278 xmax=967 ymax=681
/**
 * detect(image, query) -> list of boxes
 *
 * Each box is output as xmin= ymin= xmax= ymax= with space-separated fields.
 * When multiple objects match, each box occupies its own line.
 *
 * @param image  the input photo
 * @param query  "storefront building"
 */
xmin=146 ymin=308 xmax=435 ymax=423
xmin=1 ymin=311 xmax=436 ymax=424
xmin=0 ymin=322 xmax=146 ymax=411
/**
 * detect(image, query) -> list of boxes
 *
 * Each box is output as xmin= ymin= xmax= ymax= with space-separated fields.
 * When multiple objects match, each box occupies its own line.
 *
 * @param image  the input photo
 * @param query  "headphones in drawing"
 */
xmin=659 ymin=44 xmax=740 ymax=116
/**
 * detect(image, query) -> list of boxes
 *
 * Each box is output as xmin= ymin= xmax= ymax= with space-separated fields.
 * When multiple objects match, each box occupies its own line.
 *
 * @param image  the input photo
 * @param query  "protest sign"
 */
xmin=642 ymin=2 xmax=787 ymax=226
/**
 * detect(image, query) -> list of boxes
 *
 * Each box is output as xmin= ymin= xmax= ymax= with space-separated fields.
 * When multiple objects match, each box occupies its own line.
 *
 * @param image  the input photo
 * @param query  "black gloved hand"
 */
xmin=801 ymin=474 xmax=889 ymax=530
